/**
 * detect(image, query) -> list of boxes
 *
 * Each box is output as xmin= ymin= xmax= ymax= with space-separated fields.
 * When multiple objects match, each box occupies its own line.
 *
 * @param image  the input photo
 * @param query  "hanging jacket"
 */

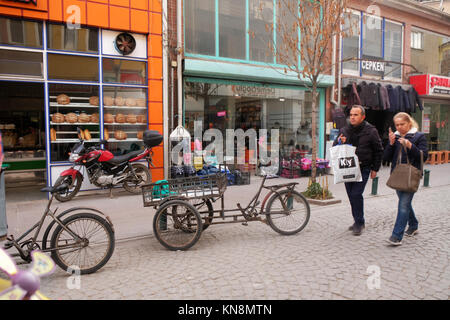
xmin=359 ymin=81 xmax=380 ymax=109
xmin=378 ymin=84 xmax=390 ymax=110
xmin=395 ymin=86 xmax=407 ymax=112
xmin=406 ymin=87 xmax=424 ymax=113
xmin=386 ymin=85 xmax=398 ymax=113
xmin=342 ymin=82 xmax=362 ymax=112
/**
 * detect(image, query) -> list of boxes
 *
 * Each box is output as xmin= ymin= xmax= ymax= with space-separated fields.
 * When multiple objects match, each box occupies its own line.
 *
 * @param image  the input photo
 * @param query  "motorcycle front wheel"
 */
xmin=123 ymin=163 xmax=152 ymax=194
xmin=54 ymin=174 xmax=83 ymax=202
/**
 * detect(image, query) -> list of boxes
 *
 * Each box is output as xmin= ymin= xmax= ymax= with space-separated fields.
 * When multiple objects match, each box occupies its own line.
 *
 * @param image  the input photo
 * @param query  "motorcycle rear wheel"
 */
xmin=123 ymin=163 xmax=151 ymax=194
xmin=54 ymin=174 xmax=83 ymax=202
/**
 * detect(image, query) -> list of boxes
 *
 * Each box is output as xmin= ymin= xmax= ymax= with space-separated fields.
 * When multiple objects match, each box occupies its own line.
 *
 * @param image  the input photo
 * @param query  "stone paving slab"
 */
xmin=29 ymin=183 xmax=450 ymax=300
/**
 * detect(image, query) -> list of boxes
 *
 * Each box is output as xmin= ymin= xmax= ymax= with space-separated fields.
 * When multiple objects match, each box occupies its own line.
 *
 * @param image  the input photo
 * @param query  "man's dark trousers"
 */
xmin=344 ymin=167 xmax=371 ymax=226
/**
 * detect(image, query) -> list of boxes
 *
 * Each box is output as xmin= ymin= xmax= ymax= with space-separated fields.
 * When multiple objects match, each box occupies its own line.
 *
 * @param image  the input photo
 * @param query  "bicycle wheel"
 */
xmin=153 ymin=200 xmax=203 ymax=251
xmin=50 ymin=213 xmax=115 ymax=275
xmin=265 ymin=189 xmax=310 ymax=235
xmin=123 ymin=163 xmax=152 ymax=194
xmin=188 ymin=198 xmax=214 ymax=231
xmin=54 ymin=174 xmax=82 ymax=202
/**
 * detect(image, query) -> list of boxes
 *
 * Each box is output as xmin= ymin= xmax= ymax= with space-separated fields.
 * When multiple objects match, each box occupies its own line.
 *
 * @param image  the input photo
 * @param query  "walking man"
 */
xmin=333 ymin=105 xmax=383 ymax=235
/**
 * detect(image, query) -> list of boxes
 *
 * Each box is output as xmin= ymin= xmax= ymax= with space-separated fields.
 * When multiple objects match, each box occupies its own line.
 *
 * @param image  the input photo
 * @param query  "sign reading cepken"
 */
xmin=361 ymin=60 xmax=385 ymax=73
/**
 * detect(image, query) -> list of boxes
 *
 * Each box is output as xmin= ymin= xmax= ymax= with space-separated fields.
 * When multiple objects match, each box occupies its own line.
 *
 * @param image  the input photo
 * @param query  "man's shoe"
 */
xmin=348 ymin=224 xmax=355 ymax=231
xmin=387 ymin=236 xmax=402 ymax=246
xmin=405 ymin=227 xmax=418 ymax=237
xmin=352 ymin=224 xmax=365 ymax=236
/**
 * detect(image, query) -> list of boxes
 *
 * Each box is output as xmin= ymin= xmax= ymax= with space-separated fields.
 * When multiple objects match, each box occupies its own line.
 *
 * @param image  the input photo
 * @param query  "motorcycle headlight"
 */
xmin=69 ymin=153 xmax=81 ymax=162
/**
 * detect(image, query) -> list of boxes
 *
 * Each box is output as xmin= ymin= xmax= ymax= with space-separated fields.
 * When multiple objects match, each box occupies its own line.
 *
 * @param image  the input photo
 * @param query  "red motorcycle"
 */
xmin=53 ymin=128 xmax=163 ymax=202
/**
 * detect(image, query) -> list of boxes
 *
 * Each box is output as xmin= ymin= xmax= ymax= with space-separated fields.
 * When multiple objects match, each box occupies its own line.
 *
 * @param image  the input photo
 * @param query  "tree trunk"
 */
xmin=310 ymin=82 xmax=318 ymax=183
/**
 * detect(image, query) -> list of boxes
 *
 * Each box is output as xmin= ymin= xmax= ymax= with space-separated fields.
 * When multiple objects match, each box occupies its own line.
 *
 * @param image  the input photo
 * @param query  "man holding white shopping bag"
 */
xmin=332 ymin=105 xmax=383 ymax=236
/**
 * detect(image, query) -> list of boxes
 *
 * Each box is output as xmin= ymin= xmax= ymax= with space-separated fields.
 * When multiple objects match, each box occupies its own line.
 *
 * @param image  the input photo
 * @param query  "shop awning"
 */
xmin=410 ymin=74 xmax=450 ymax=98
xmin=184 ymin=58 xmax=335 ymax=88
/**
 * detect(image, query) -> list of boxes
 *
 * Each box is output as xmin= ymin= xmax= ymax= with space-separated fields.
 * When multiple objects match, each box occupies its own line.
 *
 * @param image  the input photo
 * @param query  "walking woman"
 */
xmin=383 ymin=112 xmax=428 ymax=246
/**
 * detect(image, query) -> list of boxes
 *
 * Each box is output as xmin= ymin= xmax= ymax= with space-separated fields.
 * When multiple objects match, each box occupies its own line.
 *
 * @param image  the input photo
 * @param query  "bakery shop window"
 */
xmin=47 ymin=53 xmax=99 ymax=82
xmin=0 ymin=49 xmax=43 ymax=78
xmin=0 ymin=82 xmax=46 ymax=164
xmin=102 ymin=86 xmax=147 ymax=155
xmin=49 ymin=83 xmax=100 ymax=162
xmin=102 ymin=58 xmax=146 ymax=85
xmin=47 ymin=23 xmax=98 ymax=53
xmin=0 ymin=17 xmax=43 ymax=49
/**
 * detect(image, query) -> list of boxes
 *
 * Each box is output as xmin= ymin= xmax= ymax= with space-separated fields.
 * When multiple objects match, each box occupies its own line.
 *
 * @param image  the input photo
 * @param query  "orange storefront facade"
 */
xmin=0 ymin=0 xmax=164 ymax=189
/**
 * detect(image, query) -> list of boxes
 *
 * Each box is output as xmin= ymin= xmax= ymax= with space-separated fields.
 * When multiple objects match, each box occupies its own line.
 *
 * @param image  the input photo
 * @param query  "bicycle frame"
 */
xmin=3 ymin=194 xmax=84 ymax=263
xmin=203 ymin=175 xmax=299 ymax=224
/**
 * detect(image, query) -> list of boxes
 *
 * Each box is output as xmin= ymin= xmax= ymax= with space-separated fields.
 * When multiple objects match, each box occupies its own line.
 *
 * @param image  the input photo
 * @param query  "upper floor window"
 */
xmin=185 ymin=0 xmax=216 ymax=56
xmin=0 ymin=17 xmax=42 ymax=48
xmin=47 ymin=23 xmax=98 ymax=53
xmin=411 ymin=31 xmax=423 ymax=50
xmin=341 ymin=13 xmax=403 ymax=80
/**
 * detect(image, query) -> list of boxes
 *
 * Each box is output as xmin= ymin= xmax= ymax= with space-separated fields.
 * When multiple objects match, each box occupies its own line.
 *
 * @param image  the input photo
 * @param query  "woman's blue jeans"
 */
xmin=0 ymin=170 xmax=7 ymax=237
xmin=392 ymin=190 xmax=418 ymax=240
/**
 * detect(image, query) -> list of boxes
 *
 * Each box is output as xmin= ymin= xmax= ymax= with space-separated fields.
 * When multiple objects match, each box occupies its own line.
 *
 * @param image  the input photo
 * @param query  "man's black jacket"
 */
xmin=333 ymin=121 xmax=384 ymax=172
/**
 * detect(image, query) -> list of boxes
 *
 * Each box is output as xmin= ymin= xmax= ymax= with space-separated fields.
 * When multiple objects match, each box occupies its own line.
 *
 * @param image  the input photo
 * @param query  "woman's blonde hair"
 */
xmin=393 ymin=112 xmax=419 ymax=129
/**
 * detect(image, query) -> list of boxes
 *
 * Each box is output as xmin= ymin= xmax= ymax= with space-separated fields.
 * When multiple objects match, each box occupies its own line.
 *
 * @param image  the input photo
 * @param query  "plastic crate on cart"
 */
xmin=141 ymin=173 xmax=227 ymax=207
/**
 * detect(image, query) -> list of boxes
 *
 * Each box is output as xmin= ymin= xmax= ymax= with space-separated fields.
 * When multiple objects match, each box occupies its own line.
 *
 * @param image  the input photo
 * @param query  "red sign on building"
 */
xmin=409 ymin=74 xmax=450 ymax=97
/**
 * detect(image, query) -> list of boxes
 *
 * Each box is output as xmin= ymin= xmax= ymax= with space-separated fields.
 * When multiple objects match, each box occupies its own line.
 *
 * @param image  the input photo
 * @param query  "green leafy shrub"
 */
xmin=302 ymin=181 xmax=333 ymax=200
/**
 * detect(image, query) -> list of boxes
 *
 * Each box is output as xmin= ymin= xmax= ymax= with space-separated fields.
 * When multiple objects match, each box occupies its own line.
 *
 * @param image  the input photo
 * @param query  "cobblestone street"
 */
xmin=36 ymin=181 xmax=450 ymax=300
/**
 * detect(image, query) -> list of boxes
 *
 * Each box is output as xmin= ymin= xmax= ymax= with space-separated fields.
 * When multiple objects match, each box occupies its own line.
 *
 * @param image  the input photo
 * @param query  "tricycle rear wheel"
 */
xmin=265 ymin=189 xmax=310 ymax=235
xmin=153 ymin=200 xmax=203 ymax=251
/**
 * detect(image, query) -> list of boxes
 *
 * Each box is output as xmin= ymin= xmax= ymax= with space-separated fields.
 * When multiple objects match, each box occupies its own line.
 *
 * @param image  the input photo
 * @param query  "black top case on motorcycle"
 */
xmin=143 ymin=130 xmax=163 ymax=148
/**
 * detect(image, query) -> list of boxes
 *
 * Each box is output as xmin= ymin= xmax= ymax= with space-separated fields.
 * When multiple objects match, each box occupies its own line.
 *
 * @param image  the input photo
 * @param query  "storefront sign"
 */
xmin=0 ymin=0 xmax=47 ymax=11
xmin=231 ymin=85 xmax=276 ymax=98
xmin=410 ymin=74 xmax=450 ymax=97
xmin=361 ymin=60 xmax=385 ymax=73
xmin=5 ymin=0 xmax=37 ymax=4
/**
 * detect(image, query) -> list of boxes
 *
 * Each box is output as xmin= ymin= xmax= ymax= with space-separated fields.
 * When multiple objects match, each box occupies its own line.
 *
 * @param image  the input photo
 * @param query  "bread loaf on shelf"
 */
xmin=56 ymin=94 xmax=70 ymax=105
xmin=65 ymin=113 xmax=78 ymax=123
xmin=115 ymin=113 xmax=125 ymax=123
xmin=137 ymin=115 xmax=146 ymax=123
xmin=51 ymin=113 xmax=65 ymax=123
xmin=50 ymin=128 xmax=57 ymax=141
xmin=89 ymin=96 xmax=99 ymax=106
xmin=84 ymin=129 xmax=92 ymax=140
xmin=104 ymin=128 xmax=109 ymax=140
xmin=91 ymin=113 xmax=99 ymax=123
xmin=136 ymin=98 xmax=146 ymax=107
xmin=137 ymin=131 xmax=144 ymax=140
xmin=103 ymin=96 xmax=114 ymax=106
xmin=126 ymin=114 xmax=137 ymax=123
xmin=125 ymin=98 xmax=137 ymax=107
xmin=78 ymin=113 xmax=91 ymax=123
xmin=114 ymin=96 xmax=125 ymax=106
xmin=114 ymin=130 xmax=127 ymax=140
xmin=78 ymin=129 xmax=85 ymax=140
xmin=104 ymin=113 xmax=114 ymax=123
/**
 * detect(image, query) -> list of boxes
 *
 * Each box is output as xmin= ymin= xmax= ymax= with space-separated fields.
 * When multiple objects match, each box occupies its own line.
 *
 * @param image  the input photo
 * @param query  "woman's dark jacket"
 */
xmin=333 ymin=121 xmax=384 ymax=172
xmin=383 ymin=130 xmax=428 ymax=173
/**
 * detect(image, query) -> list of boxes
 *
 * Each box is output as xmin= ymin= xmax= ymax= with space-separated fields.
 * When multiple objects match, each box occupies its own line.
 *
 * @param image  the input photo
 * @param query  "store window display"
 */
xmin=184 ymin=81 xmax=319 ymax=166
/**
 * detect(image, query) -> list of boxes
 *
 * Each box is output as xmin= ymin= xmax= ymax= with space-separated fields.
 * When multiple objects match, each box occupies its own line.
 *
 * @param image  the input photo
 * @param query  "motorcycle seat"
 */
xmin=107 ymin=150 xmax=143 ymax=165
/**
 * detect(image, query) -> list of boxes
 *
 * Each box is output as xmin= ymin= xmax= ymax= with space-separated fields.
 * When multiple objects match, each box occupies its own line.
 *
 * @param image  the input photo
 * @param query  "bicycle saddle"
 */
xmin=40 ymin=183 xmax=69 ymax=194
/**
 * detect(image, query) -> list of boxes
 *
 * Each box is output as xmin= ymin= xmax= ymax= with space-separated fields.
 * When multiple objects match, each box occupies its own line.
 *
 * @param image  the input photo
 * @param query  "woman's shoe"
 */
xmin=387 ymin=236 xmax=402 ymax=246
xmin=405 ymin=228 xmax=418 ymax=237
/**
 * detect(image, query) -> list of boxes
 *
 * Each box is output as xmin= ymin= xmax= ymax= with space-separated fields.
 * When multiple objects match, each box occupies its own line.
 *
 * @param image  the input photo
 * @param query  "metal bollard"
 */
xmin=424 ymin=169 xmax=430 ymax=187
xmin=371 ymin=176 xmax=378 ymax=195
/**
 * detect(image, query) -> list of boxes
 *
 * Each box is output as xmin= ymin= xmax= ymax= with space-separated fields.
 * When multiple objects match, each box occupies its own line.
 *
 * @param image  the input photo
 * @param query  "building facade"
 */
xmin=335 ymin=0 xmax=450 ymax=152
xmin=0 ymin=0 xmax=165 ymax=190
xmin=166 ymin=0 xmax=335 ymax=177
